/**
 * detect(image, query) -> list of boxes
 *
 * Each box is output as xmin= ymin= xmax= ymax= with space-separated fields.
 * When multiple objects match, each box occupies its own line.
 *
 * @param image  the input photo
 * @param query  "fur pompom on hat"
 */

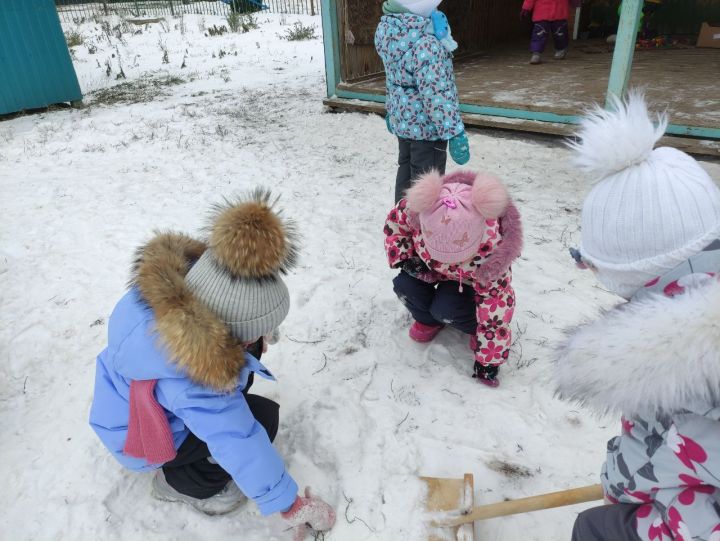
xmin=570 ymin=91 xmax=720 ymax=299
xmin=208 ymin=188 xmax=298 ymax=279
xmin=405 ymin=170 xmax=510 ymax=264
xmin=186 ymin=189 xmax=300 ymax=342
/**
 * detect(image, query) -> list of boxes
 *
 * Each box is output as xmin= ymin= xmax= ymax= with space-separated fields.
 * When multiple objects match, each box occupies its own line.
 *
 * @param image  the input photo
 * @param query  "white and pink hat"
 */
xmin=405 ymin=170 xmax=510 ymax=264
xmin=571 ymin=92 xmax=720 ymax=299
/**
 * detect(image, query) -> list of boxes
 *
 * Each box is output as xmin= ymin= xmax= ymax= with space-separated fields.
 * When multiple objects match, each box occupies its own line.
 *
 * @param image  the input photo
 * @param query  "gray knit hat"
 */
xmin=186 ymin=189 xmax=299 ymax=342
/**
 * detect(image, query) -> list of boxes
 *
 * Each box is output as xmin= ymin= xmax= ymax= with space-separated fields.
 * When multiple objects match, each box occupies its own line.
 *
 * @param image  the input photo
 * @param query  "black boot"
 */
xmin=473 ymin=362 xmax=500 ymax=388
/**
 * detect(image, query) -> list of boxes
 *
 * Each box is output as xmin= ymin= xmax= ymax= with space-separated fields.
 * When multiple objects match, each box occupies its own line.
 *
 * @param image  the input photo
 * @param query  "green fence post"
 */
xmin=605 ymin=0 xmax=643 ymax=107
xmin=321 ymin=0 xmax=340 ymax=97
xmin=169 ymin=0 xmax=175 ymax=16
xmin=133 ymin=0 xmax=140 ymax=16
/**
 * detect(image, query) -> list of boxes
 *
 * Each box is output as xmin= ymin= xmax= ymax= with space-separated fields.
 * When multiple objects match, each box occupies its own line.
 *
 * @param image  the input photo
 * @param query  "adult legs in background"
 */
xmin=395 ymin=138 xmax=448 ymax=203
xmin=571 ymin=504 xmax=643 ymax=541
xmin=161 ymin=394 xmax=280 ymax=499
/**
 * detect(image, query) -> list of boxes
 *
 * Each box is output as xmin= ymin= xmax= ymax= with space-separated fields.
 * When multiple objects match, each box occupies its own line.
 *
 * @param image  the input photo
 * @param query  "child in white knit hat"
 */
xmin=555 ymin=93 xmax=720 ymax=541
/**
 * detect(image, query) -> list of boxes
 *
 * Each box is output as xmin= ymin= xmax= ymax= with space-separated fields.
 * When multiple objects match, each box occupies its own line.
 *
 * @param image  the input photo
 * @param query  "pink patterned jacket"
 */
xmin=384 ymin=197 xmax=523 ymax=367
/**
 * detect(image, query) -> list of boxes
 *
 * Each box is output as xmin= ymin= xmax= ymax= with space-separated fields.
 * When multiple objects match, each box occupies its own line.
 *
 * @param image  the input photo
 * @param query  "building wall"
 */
xmin=653 ymin=0 xmax=720 ymax=35
xmin=338 ymin=0 xmax=529 ymax=82
xmin=0 ymin=0 xmax=82 ymax=114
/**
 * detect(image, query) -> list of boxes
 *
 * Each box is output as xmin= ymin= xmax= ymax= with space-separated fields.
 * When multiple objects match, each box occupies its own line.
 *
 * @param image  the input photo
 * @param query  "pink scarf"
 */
xmin=123 ymin=380 xmax=177 ymax=464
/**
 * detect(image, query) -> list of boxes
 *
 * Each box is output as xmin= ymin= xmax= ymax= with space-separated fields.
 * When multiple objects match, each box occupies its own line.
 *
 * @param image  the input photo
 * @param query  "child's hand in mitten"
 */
xmin=520 ymin=8 xmax=531 ymax=19
xmin=449 ymin=132 xmax=470 ymax=165
xmin=281 ymin=487 xmax=336 ymax=541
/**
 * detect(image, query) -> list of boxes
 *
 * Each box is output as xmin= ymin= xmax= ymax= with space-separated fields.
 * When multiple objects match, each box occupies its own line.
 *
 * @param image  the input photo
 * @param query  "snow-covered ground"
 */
xmin=1 ymin=13 xmax=719 ymax=541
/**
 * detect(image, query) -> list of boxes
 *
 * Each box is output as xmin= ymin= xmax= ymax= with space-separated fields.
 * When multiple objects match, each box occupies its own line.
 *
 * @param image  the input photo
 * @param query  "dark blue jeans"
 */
xmin=393 ymin=271 xmax=476 ymax=334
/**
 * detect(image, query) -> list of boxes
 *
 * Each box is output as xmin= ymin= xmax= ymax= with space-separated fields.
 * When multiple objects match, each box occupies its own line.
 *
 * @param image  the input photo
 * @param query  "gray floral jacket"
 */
xmin=556 ymin=278 xmax=720 ymax=541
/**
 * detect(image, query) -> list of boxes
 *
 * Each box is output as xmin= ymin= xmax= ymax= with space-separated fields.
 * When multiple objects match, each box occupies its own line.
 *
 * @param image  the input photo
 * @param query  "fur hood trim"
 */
xmin=474 ymin=201 xmax=523 ymax=284
xmin=555 ymin=278 xmax=720 ymax=416
xmin=130 ymin=233 xmax=247 ymax=391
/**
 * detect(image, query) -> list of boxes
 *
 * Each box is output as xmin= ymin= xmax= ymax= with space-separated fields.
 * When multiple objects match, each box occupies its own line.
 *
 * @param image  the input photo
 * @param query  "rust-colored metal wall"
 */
xmin=338 ymin=0 xmax=529 ymax=82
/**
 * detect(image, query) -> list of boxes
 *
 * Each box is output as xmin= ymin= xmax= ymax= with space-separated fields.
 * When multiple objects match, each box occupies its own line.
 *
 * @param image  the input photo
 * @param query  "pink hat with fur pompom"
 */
xmin=405 ymin=170 xmax=509 ymax=264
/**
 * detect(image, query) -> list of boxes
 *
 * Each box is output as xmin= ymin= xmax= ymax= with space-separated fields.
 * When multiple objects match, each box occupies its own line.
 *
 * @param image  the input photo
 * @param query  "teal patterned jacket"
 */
xmin=375 ymin=13 xmax=464 ymax=141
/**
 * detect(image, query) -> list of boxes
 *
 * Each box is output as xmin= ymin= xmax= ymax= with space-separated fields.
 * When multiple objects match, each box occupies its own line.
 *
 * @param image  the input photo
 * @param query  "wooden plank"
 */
xmin=340 ymin=46 xmax=720 ymax=131
xmin=322 ymin=97 xmax=720 ymax=157
xmin=324 ymin=97 xmax=573 ymax=134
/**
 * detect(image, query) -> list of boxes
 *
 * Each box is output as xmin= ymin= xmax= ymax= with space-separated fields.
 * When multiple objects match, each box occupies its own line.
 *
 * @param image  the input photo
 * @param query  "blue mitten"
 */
xmin=449 ymin=132 xmax=470 ymax=165
xmin=428 ymin=10 xmax=457 ymax=52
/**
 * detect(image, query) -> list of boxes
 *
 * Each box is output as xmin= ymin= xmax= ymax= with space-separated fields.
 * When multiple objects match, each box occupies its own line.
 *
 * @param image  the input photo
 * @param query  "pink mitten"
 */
xmin=281 ymin=487 xmax=336 ymax=541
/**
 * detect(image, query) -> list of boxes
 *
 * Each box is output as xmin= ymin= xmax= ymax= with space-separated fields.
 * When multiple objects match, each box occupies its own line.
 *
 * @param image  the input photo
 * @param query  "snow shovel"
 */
xmin=424 ymin=475 xmax=603 ymax=536
xmin=422 ymin=474 xmax=476 ymax=541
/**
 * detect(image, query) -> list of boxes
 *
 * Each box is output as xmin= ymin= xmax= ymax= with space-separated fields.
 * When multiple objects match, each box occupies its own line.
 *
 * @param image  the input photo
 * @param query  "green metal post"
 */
xmin=320 ymin=0 xmax=340 ymax=98
xmin=605 ymin=0 xmax=642 ymax=107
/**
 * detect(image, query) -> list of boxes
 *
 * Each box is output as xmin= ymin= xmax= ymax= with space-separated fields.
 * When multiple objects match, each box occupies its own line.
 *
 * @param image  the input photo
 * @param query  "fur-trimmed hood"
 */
xmin=130 ymin=232 xmax=249 ymax=391
xmin=126 ymin=191 xmax=298 ymax=391
xmin=555 ymin=278 xmax=720 ymax=417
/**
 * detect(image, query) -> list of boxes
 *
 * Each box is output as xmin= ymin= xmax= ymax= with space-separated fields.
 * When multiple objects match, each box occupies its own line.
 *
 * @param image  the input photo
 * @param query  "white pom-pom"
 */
xmin=568 ymin=90 xmax=667 ymax=180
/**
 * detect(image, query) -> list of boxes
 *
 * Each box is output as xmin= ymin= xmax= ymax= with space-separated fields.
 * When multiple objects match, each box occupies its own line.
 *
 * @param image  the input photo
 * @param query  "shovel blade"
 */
xmin=421 ymin=474 xmax=475 ymax=541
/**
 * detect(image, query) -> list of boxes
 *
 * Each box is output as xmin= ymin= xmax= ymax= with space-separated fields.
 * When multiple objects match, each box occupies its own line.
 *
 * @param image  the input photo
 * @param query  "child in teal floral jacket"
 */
xmin=375 ymin=0 xmax=470 ymax=202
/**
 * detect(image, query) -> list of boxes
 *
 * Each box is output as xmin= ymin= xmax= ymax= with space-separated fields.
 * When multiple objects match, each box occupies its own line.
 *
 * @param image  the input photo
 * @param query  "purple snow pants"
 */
xmin=531 ymin=20 xmax=569 ymax=53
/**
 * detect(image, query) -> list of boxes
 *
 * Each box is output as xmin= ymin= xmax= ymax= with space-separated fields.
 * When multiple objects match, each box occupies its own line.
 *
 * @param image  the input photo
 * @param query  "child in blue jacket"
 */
xmin=375 ymin=0 xmax=470 ymax=202
xmin=89 ymin=190 xmax=335 ymax=539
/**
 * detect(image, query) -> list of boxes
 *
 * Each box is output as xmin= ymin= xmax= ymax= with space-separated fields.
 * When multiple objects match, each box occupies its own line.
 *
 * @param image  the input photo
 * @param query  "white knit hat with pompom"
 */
xmin=570 ymin=91 xmax=720 ymax=299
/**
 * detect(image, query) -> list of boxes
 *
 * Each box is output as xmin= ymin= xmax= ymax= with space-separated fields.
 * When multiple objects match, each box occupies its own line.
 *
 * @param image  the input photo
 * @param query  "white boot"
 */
xmin=530 ymin=53 xmax=542 ymax=64
xmin=151 ymin=471 xmax=246 ymax=516
xmin=554 ymin=48 xmax=567 ymax=60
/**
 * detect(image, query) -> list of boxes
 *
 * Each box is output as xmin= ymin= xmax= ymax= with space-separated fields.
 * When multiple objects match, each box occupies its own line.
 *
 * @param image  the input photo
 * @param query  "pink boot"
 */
xmin=409 ymin=321 xmax=444 ymax=343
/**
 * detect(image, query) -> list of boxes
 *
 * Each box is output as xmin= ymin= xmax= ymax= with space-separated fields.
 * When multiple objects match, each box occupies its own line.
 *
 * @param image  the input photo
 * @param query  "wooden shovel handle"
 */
xmin=432 ymin=484 xmax=604 ymax=528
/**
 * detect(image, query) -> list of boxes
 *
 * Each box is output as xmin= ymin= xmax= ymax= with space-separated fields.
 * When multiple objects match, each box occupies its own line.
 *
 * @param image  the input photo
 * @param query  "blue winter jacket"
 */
xmin=375 ymin=13 xmax=464 ymax=141
xmin=88 ymin=234 xmax=298 ymax=516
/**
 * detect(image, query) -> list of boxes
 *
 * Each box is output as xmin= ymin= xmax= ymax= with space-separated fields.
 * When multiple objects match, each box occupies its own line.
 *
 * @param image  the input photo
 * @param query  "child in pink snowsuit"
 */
xmin=384 ymin=170 xmax=523 ymax=387
xmin=521 ymin=0 xmax=577 ymax=64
